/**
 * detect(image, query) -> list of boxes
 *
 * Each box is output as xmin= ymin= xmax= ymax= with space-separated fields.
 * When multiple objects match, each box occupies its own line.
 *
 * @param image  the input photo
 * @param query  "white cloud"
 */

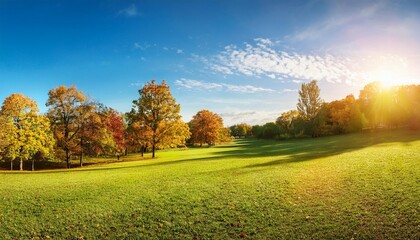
xmin=175 ymin=78 xmax=275 ymax=93
xmin=176 ymin=49 xmax=184 ymax=54
xmin=208 ymin=39 xmax=361 ymax=85
xmin=223 ymin=84 xmax=275 ymax=93
xmin=220 ymin=110 xmax=281 ymax=126
xmin=134 ymin=42 xmax=150 ymax=50
xmin=118 ymin=4 xmax=138 ymax=17
xmin=282 ymin=88 xmax=298 ymax=93
xmin=175 ymin=79 xmax=222 ymax=90
xmin=130 ymin=82 xmax=143 ymax=87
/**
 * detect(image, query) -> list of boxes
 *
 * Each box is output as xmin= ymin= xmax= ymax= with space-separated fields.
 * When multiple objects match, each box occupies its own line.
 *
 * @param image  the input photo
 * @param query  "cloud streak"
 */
xmin=118 ymin=4 xmax=138 ymax=17
xmin=208 ymin=38 xmax=360 ymax=85
xmin=290 ymin=2 xmax=385 ymax=41
xmin=220 ymin=110 xmax=282 ymax=126
xmin=175 ymin=78 xmax=276 ymax=93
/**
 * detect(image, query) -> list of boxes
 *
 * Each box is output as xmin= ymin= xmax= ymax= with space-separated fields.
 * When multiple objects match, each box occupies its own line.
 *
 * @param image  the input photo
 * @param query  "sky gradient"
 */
xmin=1 ymin=0 xmax=420 ymax=125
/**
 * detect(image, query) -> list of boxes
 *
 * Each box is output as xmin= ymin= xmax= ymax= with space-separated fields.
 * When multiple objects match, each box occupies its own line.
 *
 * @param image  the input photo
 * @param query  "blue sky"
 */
xmin=1 ymin=0 xmax=420 ymax=125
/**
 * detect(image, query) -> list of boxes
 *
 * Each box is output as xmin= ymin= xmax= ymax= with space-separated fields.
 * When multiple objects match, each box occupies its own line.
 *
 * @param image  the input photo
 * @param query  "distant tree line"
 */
xmin=248 ymin=80 xmax=420 ymax=140
xmin=0 ymin=80 xmax=231 ymax=170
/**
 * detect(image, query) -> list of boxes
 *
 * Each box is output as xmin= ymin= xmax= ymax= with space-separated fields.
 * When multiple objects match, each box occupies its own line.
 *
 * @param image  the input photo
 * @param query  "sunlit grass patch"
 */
xmin=0 ymin=130 xmax=419 ymax=239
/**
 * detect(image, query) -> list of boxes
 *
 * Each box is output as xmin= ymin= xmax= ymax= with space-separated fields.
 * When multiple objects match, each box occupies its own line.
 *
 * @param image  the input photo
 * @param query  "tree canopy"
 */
xmin=0 ymin=93 xmax=55 ymax=170
xmin=297 ymin=80 xmax=323 ymax=121
xmin=131 ymin=80 xmax=189 ymax=157
xmin=46 ymin=85 xmax=86 ymax=168
xmin=189 ymin=110 xmax=224 ymax=146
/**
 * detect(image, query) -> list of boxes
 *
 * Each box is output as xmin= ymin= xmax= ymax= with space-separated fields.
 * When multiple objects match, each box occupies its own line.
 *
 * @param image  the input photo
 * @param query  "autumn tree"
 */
xmin=125 ymin=110 xmax=153 ymax=157
xmin=276 ymin=110 xmax=300 ymax=136
xmin=102 ymin=108 xmax=126 ymax=160
xmin=46 ymin=85 xmax=86 ymax=168
xmin=189 ymin=110 xmax=224 ymax=146
xmin=218 ymin=127 xmax=234 ymax=143
xmin=74 ymin=100 xmax=98 ymax=166
xmin=131 ymin=80 xmax=189 ymax=158
xmin=0 ymin=94 xmax=55 ymax=171
xmin=326 ymin=95 xmax=365 ymax=134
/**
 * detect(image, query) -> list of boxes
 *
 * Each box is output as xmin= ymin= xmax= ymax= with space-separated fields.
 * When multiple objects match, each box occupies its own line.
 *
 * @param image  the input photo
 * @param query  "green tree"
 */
xmin=276 ymin=110 xmax=300 ymax=137
xmin=230 ymin=123 xmax=252 ymax=138
xmin=46 ymin=85 xmax=86 ymax=168
xmin=0 ymin=94 xmax=55 ymax=171
xmin=297 ymin=80 xmax=324 ymax=137
xmin=297 ymin=80 xmax=323 ymax=121
xmin=131 ymin=80 xmax=188 ymax=158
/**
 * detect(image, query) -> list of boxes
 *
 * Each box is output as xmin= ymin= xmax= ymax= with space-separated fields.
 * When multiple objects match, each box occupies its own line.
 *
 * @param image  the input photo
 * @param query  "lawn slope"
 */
xmin=0 ymin=130 xmax=419 ymax=239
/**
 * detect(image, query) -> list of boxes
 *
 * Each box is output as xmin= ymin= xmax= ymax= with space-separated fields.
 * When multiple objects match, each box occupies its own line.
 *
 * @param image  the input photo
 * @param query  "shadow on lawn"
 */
xmin=220 ymin=129 xmax=420 ymax=168
xmin=138 ymin=129 xmax=420 ymax=170
xmin=1 ymin=129 xmax=419 ymax=173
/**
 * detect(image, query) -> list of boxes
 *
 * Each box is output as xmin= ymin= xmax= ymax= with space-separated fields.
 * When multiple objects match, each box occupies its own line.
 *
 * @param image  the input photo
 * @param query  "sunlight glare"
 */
xmin=369 ymin=58 xmax=410 ymax=88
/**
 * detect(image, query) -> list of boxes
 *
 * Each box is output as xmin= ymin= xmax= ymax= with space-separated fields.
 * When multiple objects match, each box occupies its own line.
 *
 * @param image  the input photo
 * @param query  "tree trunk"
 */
xmin=66 ymin=150 xmax=71 ymax=168
xmin=79 ymin=153 xmax=83 ymax=167
xmin=20 ymin=158 xmax=23 ymax=171
xmin=32 ymin=159 xmax=35 ymax=171
xmin=10 ymin=159 xmax=13 ymax=171
xmin=152 ymin=134 xmax=156 ymax=158
xmin=79 ymin=138 xmax=83 ymax=167
xmin=141 ymin=145 xmax=144 ymax=157
xmin=117 ymin=155 xmax=120 ymax=160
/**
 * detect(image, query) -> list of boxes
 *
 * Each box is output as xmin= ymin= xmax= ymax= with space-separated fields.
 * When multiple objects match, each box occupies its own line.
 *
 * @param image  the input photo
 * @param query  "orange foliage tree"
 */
xmin=189 ymin=110 xmax=224 ymax=146
xmin=46 ymin=85 xmax=86 ymax=168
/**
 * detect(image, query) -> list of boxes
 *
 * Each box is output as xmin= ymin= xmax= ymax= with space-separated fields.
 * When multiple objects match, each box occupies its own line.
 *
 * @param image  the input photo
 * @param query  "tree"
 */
xmin=131 ymin=80 xmax=188 ymax=158
xmin=358 ymin=81 xmax=383 ymax=128
xmin=46 ymin=85 xmax=86 ymax=168
xmin=276 ymin=110 xmax=300 ymax=137
xmin=189 ymin=110 xmax=224 ymax=146
xmin=218 ymin=127 xmax=234 ymax=143
xmin=155 ymin=120 xmax=190 ymax=149
xmin=125 ymin=110 xmax=153 ymax=157
xmin=0 ymin=94 xmax=55 ymax=171
xmin=103 ymin=108 xmax=126 ymax=160
xmin=296 ymin=80 xmax=324 ymax=137
xmin=326 ymin=95 xmax=365 ymax=134
xmin=75 ymin=100 xmax=98 ymax=167
xmin=0 ymin=115 xmax=12 ymax=157
xmin=230 ymin=123 xmax=252 ymax=138
xmin=297 ymin=80 xmax=323 ymax=121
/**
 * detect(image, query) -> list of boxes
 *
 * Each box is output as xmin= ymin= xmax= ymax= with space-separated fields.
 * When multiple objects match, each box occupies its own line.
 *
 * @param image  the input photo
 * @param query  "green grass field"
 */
xmin=1 ymin=130 xmax=419 ymax=239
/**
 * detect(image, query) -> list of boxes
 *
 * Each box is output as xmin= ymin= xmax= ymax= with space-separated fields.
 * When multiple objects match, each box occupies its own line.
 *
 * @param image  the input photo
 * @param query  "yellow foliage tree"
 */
xmin=131 ymin=80 xmax=189 ymax=157
xmin=0 ymin=94 xmax=55 ymax=170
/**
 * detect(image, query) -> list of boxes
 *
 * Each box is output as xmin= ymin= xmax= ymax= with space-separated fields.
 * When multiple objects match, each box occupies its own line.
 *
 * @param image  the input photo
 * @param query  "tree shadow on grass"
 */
xmin=89 ymin=129 xmax=420 ymax=172
xmin=228 ymin=129 xmax=420 ymax=169
xmin=1 ymin=129 xmax=419 ymax=174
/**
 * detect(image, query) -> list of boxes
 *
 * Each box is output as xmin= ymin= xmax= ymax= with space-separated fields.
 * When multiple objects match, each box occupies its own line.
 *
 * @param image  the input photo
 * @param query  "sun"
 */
xmin=374 ymin=69 xmax=402 ymax=88
xmin=369 ymin=60 xmax=410 ymax=88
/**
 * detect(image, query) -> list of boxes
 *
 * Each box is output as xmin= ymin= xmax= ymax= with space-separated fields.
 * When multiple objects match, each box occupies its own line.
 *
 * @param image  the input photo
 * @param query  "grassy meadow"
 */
xmin=0 ymin=130 xmax=419 ymax=239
